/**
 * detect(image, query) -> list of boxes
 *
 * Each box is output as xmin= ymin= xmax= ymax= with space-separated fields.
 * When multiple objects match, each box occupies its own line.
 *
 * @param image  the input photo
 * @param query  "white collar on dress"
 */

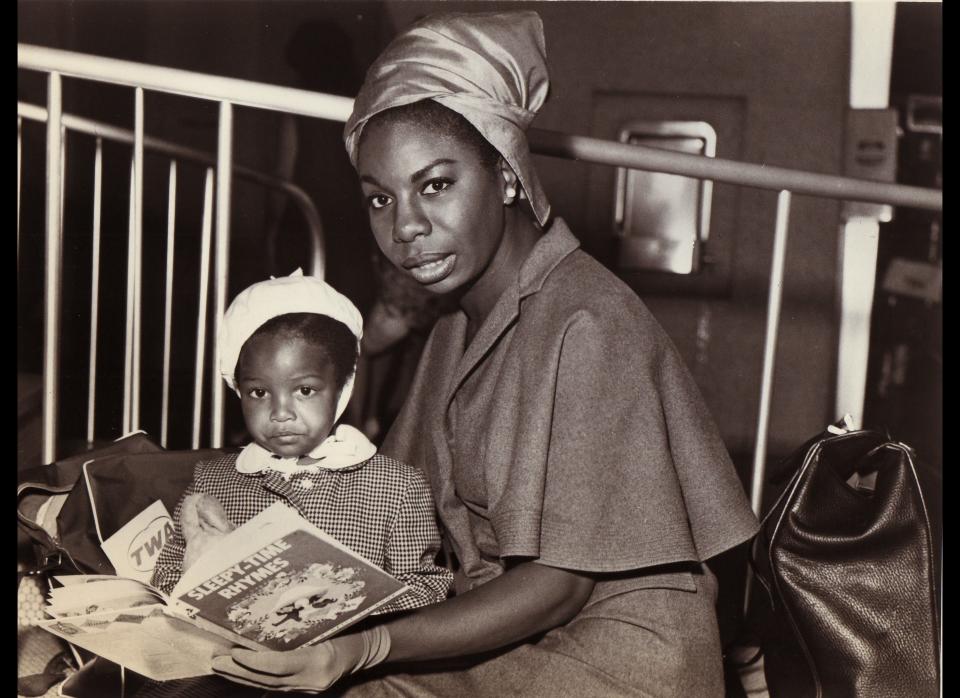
xmin=235 ymin=424 xmax=376 ymax=475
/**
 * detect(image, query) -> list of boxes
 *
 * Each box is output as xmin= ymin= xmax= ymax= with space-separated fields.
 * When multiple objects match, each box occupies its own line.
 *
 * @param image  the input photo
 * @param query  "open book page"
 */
xmin=46 ymin=577 xmax=165 ymax=618
xmin=37 ymin=605 xmax=234 ymax=681
xmin=53 ymin=574 xmax=127 ymax=586
xmin=170 ymin=501 xmax=410 ymax=651
xmin=38 ymin=501 xmax=410 ymax=678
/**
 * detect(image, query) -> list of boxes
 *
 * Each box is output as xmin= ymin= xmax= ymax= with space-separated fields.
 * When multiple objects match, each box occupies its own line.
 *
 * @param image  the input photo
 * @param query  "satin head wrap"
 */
xmin=218 ymin=269 xmax=363 ymax=422
xmin=344 ymin=11 xmax=552 ymax=226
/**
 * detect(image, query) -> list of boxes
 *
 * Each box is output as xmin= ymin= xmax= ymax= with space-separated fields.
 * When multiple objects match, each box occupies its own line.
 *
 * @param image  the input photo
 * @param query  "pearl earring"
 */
xmin=504 ymin=186 xmax=516 ymax=203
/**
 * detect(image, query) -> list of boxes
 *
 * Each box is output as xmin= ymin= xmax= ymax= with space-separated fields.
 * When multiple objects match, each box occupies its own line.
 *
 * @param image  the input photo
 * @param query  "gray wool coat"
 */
xmin=347 ymin=218 xmax=759 ymax=697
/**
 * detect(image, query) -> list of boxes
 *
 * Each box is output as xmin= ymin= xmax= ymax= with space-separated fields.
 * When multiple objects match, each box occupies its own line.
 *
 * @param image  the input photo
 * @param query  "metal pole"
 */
xmin=528 ymin=129 xmax=941 ymax=212
xmin=210 ymin=101 xmax=232 ymax=448
xmin=18 ymin=101 xmax=328 ymax=283
xmin=160 ymin=161 xmax=177 ymax=448
xmin=122 ymin=159 xmax=135 ymax=435
xmin=86 ymin=139 xmax=103 ymax=444
xmin=130 ymin=87 xmax=145 ymax=431
xmin=192 ymin=168 xmax=214 ymax=449
xmin=60 ymin=127 xmax=66 ymax=228
xmin=19 ymin=43 xmax=355 ymax=122
xmin=41 ymin=72 xmax=63 ymax=464
xmin=17 ymin=116 xmax=22 ymax=268
xmin=744 ymin=190 xmax=792 ymax=616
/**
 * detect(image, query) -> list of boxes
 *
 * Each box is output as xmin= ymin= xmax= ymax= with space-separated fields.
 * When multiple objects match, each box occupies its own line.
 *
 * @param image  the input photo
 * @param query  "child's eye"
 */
xmin=247 ymin=388 xmax=267 ymax=399
xmin=368 ymin=193 xmax=392 ymax=210
xmin=297 ymin=386 xmax=317 ymax=397
xmin=422 ymin=179 xmax=452 ymax=195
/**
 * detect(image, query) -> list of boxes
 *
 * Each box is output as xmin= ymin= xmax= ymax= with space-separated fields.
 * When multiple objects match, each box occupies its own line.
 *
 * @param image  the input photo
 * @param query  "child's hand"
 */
xmin=180 ymin=493 xmax=236 ymax=571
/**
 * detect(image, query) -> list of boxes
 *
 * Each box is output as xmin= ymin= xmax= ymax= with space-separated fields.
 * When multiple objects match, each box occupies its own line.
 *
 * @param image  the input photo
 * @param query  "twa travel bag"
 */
xmin=17 ymin=433 xmax=225 ymax=696
xmin=17 ymin=432 xmax=221 ymax=579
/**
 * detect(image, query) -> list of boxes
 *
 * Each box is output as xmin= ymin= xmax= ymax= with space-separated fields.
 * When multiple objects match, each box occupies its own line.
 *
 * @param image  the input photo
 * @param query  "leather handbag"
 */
xmin=750 ymin=423 xmax=940 ymax=697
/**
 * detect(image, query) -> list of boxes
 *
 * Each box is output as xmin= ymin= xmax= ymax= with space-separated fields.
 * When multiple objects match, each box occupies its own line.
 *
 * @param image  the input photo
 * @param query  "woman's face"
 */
xmin=356 ymin=118 xmax=507 ymax=296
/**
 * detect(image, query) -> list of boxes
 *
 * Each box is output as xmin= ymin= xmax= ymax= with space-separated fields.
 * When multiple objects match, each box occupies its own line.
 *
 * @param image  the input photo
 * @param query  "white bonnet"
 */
xmin=218 ymin=270 xmax=363 ymax=419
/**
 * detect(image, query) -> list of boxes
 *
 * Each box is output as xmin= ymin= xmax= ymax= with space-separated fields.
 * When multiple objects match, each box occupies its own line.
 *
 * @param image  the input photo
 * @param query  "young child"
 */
xmin=151 ymin=270 xmax=453 ymax=615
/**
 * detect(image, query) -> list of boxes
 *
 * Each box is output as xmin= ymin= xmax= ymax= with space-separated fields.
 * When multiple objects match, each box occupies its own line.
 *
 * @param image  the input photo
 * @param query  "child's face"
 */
xmin=236 ymin=333 xmax=340 ymax=457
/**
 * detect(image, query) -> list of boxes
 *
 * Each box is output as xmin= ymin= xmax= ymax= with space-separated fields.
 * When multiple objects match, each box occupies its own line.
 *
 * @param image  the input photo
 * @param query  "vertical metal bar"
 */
xmin=192 ymin=168 xmax=215 ymax=449
xmin=744 ymin=189 xmax=792 ymax=615
xmin=834 ymin=218 xmax=880 ymax=428
xmin=123 ymin=158 xmax=135 ymax=435
xmin=86 ymin=139 xmax=103 ymax=444
xmin=17 ymin=116 xmax=22 ymax=266
xmin=60 ymin=127 xmax=66 ymax=229
xmin=210 ymin=101 xmax=233 ymax=448
xmin=160 ymin=161 xmax=177 ymax=448
xmin=42 ymin=72 xmax=63 ymax=464
xmin=131 ymin=87 xmax=144 ymax=430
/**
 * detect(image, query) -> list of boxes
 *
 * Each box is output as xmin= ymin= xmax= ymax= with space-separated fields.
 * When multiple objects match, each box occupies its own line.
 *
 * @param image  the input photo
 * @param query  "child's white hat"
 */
xmin=218 ymin=269 xmax=363 ymax=419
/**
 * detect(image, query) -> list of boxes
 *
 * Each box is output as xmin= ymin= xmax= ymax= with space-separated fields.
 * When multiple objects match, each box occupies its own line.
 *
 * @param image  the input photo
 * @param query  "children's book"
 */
xmin=38 ymin=502 xmax=410 ymax=681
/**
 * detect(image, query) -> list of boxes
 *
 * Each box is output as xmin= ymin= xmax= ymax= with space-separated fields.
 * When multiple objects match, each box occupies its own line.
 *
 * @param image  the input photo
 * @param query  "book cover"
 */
xmin=39 ymin=501 xmax=410 ymax=680
xmin=170 ymin=508 xmax=411 ymax=650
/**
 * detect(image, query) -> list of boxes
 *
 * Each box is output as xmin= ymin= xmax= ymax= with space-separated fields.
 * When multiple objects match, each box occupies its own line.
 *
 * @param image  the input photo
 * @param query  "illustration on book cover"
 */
xmin=178 ymin=529 xmax=402 ymax=648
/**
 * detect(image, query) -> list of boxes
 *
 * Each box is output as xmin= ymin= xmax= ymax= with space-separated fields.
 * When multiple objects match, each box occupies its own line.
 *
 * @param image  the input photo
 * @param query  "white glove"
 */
xmin=211 ymin=626 xmax=391 ymax=693
xmin=180 ymin=493 xmax=236 ymax=572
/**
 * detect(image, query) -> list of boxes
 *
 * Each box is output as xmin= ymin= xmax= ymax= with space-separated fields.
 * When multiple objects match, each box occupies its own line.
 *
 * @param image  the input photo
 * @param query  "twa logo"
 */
xmin=127 ymin=516 xmax=175 ymax=572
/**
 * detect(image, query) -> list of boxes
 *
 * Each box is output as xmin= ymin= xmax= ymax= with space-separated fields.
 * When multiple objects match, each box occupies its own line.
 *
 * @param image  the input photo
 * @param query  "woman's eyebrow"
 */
xmin=411 ymin=158 xmax=456 ymax=183
xmin=360 ymin=159 xmax=457 ymax=188
xmin=359 ymin=173 xmax=384 ymax=187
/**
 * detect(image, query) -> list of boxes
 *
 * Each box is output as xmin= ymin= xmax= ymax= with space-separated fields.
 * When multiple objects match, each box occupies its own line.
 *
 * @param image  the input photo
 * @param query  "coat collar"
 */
xmin=440 ymin=218 xmax=580 ymax=404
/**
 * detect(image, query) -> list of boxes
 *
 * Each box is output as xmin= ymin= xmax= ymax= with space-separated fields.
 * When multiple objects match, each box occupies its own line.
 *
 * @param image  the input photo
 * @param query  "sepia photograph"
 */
xmin=18 ymin=1 xmax=941 ymax=696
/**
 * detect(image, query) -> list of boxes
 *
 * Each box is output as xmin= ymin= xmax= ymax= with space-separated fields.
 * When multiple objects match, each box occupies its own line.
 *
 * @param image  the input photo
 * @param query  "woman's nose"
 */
xmin=394 ymin=200 xmax=430 ymax=243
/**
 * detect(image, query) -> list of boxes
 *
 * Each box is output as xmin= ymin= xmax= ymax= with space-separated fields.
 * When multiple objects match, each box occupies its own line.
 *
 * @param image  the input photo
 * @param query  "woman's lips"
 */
xmin=403 ymin=253 xmax=457 ymax=285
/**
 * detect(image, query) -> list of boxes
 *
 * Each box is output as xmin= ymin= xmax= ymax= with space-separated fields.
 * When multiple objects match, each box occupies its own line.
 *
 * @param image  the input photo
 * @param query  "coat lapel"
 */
xmin=445 ymin=286 xmax=521 ymax=408
xmin=442 ymin=219 xmax=582 ymax=411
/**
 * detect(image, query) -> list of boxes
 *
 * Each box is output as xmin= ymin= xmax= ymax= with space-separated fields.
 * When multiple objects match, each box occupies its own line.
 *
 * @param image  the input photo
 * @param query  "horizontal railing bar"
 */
xmin=527 ymin=129 xmax=942 ymax=212
xmin=18 ymin=44 xmax=941 ymax=212
xmin=20 ymin=101 xmax=300 ymax=193
xmin=19 ymin=43 xmax=353 ymax=122
xmin=19 ymin=101 xmax=326 ymax=277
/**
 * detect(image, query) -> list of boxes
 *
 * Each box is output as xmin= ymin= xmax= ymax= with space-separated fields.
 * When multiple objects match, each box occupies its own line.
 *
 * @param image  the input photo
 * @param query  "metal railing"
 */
xmin=18 ymin=44 xmax=332 ymax=456
xmin=17 ymin=102 xmax=326 ymax=449
xmin=17 ymin=44 xmax=941 ymax=527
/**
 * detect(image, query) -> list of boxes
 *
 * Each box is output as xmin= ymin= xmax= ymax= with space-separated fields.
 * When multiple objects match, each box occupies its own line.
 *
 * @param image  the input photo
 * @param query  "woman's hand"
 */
xmin=212 ymin=562 xmax=592 ymax=691
xmin=211 ymin=627 xmax=390 ymax=693
xmin=180 ymin=493 xmax=236 ymax=572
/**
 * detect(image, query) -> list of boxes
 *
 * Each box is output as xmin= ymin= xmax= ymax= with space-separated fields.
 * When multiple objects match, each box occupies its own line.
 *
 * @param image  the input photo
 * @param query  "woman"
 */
xmin=213 ymin=11 xmax=759 ymax=696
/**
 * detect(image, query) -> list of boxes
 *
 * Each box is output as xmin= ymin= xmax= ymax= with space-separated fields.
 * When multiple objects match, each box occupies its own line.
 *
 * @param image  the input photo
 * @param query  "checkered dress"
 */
xmin=151 ymin=452 xmax=452 ymax=614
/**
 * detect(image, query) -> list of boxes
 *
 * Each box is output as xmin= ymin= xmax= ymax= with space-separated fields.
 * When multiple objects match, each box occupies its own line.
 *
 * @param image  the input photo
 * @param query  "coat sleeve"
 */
xmin=513 ymin=306 xmax=756 ymax=572
xmin=376 ymin=468 xmax=454 ymax=614
xmin=150 ymin=479 xmax=197 ymax=594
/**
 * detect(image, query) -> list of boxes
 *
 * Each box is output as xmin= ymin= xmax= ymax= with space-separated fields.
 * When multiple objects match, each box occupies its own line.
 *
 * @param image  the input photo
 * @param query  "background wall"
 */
xmin=19 ymin=1 xmax=852 ymax=464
